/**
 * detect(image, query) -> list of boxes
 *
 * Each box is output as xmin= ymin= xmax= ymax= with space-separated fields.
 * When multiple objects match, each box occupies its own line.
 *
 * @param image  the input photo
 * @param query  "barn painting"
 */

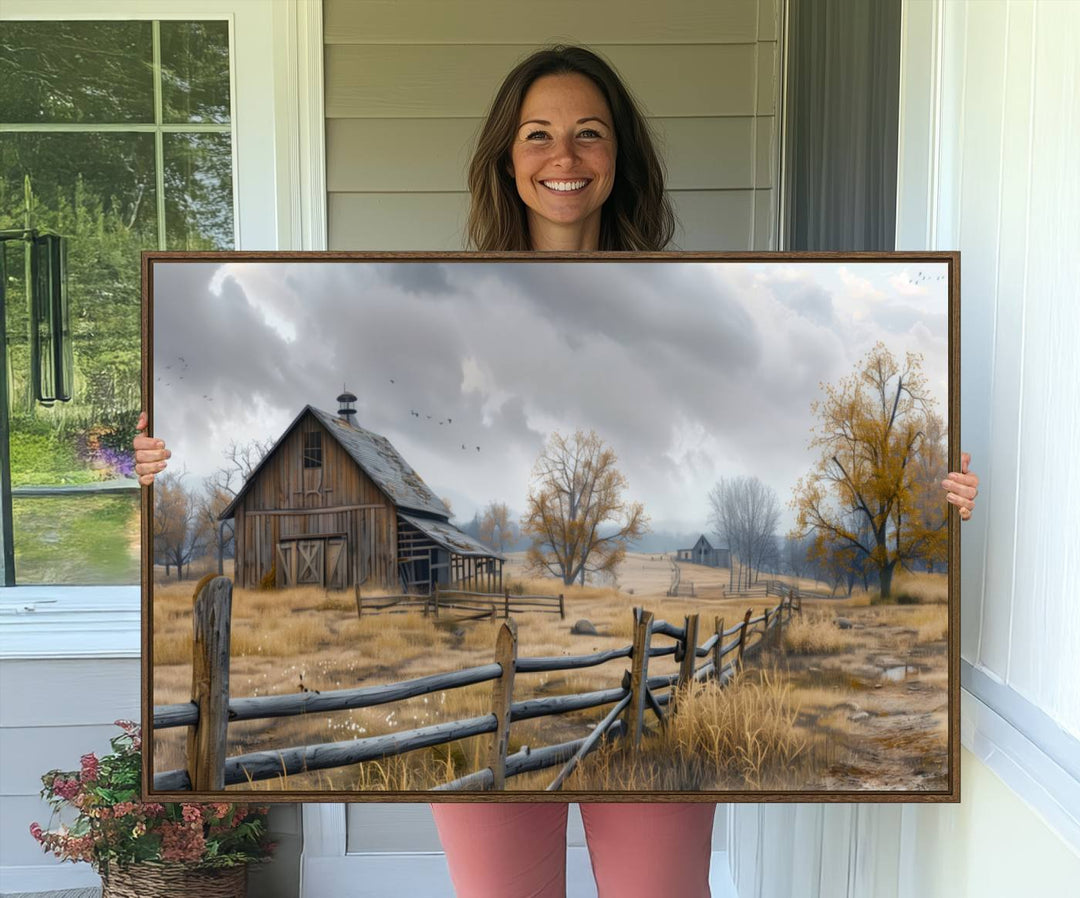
xmin=676 ymin=534 xmax=730 ymax=568
xmin=220 ymin=393 xmax=503 ymax=593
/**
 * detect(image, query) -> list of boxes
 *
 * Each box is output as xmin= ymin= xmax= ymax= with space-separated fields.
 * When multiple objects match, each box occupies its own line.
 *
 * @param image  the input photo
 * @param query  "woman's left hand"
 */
xmin=942 ymin=452 xmax=979 ymax=521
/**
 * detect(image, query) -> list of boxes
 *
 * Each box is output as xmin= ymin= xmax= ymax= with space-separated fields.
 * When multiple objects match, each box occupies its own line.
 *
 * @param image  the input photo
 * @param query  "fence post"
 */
xmin=488 ymin=619 xmax=517 ymax=789
xmin=558 ymin=594 xmax=565 ymax=620
xmin=713 ymin=616 xmax=725 ymax=679
xmin=763 ymin=607 xmax=771 ymax=649
xmin=355 ymin=583 xmax=363 ymax=620
xmin=737 ymin=608 xmax=752 ymax=666
xmin=188 ymin=576 xmax=232 ymax=791
xmin=433 ymin=583 xmax=440 ymax=619
xmin=623 ymin=607 xmax=654 ymax=747
xmin=676 ymin=614 xmax=700 ymax=700
xmin=504 ymin=589 xmax=510 ymax=619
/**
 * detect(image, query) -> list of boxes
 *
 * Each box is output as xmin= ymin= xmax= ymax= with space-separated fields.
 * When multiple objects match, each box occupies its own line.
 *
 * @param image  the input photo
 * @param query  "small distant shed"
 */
xmin=676 ymin=534 xmax=730 ymax=568
xmin=220 ymin=400 xmax=502 ymax=593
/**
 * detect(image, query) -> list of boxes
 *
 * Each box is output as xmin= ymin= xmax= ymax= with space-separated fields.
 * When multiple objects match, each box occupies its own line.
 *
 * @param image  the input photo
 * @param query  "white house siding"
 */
xmin=0 ymin=592 xmax=141 ymax=895
xmin=323 ymin=0 xmax=782 ymax=251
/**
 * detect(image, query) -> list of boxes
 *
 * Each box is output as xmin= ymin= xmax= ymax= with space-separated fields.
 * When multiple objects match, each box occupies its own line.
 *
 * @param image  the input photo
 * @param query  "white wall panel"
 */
xmin=1005 ymin=3 xmax=1080 ymax=727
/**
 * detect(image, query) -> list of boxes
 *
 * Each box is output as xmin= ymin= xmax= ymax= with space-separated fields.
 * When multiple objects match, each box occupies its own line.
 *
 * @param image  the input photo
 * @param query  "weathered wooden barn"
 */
xmin=220 ymin=399 xmax=503 ymax=593
xmin=676 ymin=535 xmax=731 ymax=568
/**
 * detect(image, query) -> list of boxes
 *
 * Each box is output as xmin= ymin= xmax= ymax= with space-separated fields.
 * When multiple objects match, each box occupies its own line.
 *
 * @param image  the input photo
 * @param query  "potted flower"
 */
xmin=30 ymin=720 xmax=273 ymax=898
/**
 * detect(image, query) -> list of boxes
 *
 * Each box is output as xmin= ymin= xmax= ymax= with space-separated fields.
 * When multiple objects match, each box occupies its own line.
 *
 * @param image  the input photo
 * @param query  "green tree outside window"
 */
xmin=0 ymin=20 xmax=234 ymax=584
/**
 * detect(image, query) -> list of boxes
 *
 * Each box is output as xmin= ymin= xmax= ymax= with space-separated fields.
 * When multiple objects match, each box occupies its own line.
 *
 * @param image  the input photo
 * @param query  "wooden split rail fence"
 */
xmin=356 ymin=584 xmax=565 ymax=622
xmin=153 ymin=577 xmax=801 ymax=792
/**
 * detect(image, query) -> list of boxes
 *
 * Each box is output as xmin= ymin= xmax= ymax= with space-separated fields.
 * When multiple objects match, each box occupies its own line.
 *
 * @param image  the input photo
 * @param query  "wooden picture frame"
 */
xmin=142 ymin=250 xmax=960 ymax=803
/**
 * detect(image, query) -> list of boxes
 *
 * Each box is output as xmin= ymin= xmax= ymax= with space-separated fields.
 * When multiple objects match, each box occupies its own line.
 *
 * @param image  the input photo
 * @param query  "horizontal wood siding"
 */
xmin=234 ymin=413 xmax=397 ymax=589
xmin=325 ymin=0 xmax=781 ymax=251
xmin=324 ymin=1 xmax=761 ymax=45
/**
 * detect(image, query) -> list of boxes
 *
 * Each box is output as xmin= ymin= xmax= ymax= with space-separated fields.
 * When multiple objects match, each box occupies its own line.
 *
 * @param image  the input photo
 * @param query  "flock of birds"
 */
xmin=907 ymin=270 xmax=948 ymax=284
xmin=396 ymin=380 xmax=479 ymax=451
xmin=156 ymin=355 xmax=215 ymax=403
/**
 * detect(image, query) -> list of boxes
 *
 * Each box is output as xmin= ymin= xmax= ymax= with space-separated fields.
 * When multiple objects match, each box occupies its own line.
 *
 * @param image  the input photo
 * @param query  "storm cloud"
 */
xmin=152 ymin=259 xmax=950 ymax=535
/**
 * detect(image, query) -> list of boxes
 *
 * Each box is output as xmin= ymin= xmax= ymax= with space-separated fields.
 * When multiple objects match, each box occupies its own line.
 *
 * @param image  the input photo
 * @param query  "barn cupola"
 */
xmin=337 ymin=389 xmax=358 ymax=426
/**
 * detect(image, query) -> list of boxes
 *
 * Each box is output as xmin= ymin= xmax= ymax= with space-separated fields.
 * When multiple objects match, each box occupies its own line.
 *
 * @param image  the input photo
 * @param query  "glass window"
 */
xmin=0 ymin=19 xmax=234 ymax=585
xmin=303 ymin=432 xmax=323 ymax=469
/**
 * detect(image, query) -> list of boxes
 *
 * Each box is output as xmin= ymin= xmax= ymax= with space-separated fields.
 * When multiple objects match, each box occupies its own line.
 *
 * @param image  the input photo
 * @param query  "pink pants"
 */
xmin=431 ymin=803 xmax=715 ymax=898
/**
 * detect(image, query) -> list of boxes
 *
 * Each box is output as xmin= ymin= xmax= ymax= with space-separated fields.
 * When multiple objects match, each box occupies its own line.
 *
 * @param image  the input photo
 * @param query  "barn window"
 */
xmin=303 ymin=431 xmax=322 ymax=468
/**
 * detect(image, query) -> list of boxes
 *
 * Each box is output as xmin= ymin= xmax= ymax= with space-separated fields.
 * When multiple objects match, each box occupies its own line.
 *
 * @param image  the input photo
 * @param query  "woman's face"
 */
xmin=509 ymin=73 xmax=617 ymax=249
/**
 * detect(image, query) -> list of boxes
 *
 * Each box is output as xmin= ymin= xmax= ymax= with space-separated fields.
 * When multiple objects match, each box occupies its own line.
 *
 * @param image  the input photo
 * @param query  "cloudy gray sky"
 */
xmin=153 ymin=259 xmax=949 ymax=536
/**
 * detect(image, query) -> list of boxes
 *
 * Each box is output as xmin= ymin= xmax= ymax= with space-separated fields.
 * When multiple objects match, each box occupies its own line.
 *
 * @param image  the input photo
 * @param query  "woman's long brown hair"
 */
xmin=466 ymin=46 xmax=676 ymax=252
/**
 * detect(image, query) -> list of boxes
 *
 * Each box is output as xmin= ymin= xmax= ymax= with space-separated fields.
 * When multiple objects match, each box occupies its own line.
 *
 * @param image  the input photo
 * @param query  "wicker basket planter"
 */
xmin=101 ymin=862 xmax=247 ymax=898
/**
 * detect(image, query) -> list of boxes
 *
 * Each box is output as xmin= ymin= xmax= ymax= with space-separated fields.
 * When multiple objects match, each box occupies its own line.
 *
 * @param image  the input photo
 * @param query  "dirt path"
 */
xmin=781 ymin=607 xmax=950 ymax=791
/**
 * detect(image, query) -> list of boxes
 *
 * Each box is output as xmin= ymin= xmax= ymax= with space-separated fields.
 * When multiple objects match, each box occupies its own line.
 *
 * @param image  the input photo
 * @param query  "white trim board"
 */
xmin=0 ymin=588 xmax=139 ymax=660
xmin=961 ymin=686 xmax=1080 ymax=854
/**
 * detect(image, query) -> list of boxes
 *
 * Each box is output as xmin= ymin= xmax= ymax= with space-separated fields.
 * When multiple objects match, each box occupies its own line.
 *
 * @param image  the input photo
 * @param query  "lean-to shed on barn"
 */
xmin=220 ymin=394 xmax=503 ymax=593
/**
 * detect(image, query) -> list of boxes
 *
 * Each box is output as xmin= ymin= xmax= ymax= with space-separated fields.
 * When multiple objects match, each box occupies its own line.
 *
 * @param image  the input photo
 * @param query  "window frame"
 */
xmin=0 ymin=0 xmax=325 ymax=647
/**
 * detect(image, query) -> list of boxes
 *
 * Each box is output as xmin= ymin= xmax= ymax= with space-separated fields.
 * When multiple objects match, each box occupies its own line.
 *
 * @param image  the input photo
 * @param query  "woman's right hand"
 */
xmin=133 ymin=411 xmax=171 ymax=486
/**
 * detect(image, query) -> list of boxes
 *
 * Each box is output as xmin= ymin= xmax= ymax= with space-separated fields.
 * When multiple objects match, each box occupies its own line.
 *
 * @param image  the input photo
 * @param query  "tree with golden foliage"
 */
xmin=479 ymin=501 xmax=516 ymax=553
xmin=522 ymin=430 xmax=649 ymax=586
xmin=792 ymin=343 xmax=947 ymax=598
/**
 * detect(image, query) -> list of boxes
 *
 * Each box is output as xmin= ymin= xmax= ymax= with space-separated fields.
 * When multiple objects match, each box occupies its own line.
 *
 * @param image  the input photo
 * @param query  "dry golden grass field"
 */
xmin=151 ymin=554 xmax=949 ymax=793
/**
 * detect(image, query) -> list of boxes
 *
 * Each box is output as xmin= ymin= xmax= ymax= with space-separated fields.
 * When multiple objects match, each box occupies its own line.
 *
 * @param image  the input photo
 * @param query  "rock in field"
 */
xmin=571 ymin=619 xmax=598 ymax=636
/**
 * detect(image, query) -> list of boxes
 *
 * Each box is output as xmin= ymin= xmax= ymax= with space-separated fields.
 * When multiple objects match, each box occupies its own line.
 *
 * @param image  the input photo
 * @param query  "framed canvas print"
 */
xmin=142 ymin=251 xmax=959 ymax=803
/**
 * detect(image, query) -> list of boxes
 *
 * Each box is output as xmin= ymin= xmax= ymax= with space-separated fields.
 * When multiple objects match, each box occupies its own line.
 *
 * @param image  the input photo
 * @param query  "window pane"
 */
xmin=160 ymin=20 xmax=232 ymax=124
xmin=0 ymin=21 xmax=154 ymax=124
xmin=2 ymin=132 xmax=151 ymax=585
xmin=163 ymin=132 xmax=234 ymax=249
xmin=12 ymin=493 xmax=140 ymax=585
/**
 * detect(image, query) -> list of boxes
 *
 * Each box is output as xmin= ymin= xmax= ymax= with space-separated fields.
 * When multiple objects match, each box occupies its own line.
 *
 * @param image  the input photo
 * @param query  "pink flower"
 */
xmin=181 ymin=805 xmax=203 ymax=824
xmin=79 ymin=753 xmax=99 ymax=782
xmin=52 ymin=777 xmax=80 ymax=801
xmin=29 ymin=822 xmax=43 ymax=842
xmin=160 ymin=821 xmax=206 ymax=863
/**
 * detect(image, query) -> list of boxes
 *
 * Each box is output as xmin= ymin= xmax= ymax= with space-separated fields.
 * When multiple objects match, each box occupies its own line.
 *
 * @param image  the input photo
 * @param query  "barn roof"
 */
xmin=308 ymin=407 xmax=451 ymax=518
xmin=219 ymin=405 xmax=451 ymax=520
xmin=398 ymin=513 xmax=505 ymax=560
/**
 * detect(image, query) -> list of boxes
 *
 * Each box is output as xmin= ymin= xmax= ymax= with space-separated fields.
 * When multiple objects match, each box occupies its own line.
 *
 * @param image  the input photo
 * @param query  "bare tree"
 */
xmin=154 ymin=472 xmax=206 ymax=580
xmin=479 ymin=501 xmax=516 ymax=554
xmin=206 ymin=438 xmax=272 ymax=498
xmin=522 ymin=430 xmax=649 ymax=586
xmin=708 ymin=476 xmax=781 ymax=589
xmin=198 ymin=438 xmax=270 ymax=575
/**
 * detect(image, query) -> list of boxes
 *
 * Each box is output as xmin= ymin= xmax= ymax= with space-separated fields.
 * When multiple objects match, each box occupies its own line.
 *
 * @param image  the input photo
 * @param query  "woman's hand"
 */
xmin=133 ymin=411 xmax=171 ymax=486
xmin=942 ymin=452 xmax=979 ymax=521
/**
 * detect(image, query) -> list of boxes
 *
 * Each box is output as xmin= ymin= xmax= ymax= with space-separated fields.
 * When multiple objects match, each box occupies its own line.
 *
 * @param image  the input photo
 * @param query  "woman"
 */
xmin=135 ymin=46 xmax=979 ymax=898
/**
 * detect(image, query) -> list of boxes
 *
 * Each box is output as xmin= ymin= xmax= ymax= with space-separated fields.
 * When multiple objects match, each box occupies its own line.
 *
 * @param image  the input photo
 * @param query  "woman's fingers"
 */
xmin=941 ymin=474 xmax=978 ymax=500
xmin=133 ymin=411 xmax=169 ymax=485
xmin=942 ymin=453 xmax=978 ymax=522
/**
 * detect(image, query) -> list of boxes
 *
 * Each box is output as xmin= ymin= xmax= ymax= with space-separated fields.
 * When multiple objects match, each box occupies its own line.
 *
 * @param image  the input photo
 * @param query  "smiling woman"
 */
xmin=466 ymin=45 xmax=674 ymax=252
xmin=509 ymin=73 xmax=617 ymax=250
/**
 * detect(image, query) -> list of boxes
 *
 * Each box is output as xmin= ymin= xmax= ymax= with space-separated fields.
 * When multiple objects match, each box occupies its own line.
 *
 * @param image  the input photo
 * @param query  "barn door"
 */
xmin=277 ymin=542 xmax=296 ymax=588
xmin=297 ymin=539 xmax=324 ymax=585
xmin=326 ymin=538 xmax=347 ymax=590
